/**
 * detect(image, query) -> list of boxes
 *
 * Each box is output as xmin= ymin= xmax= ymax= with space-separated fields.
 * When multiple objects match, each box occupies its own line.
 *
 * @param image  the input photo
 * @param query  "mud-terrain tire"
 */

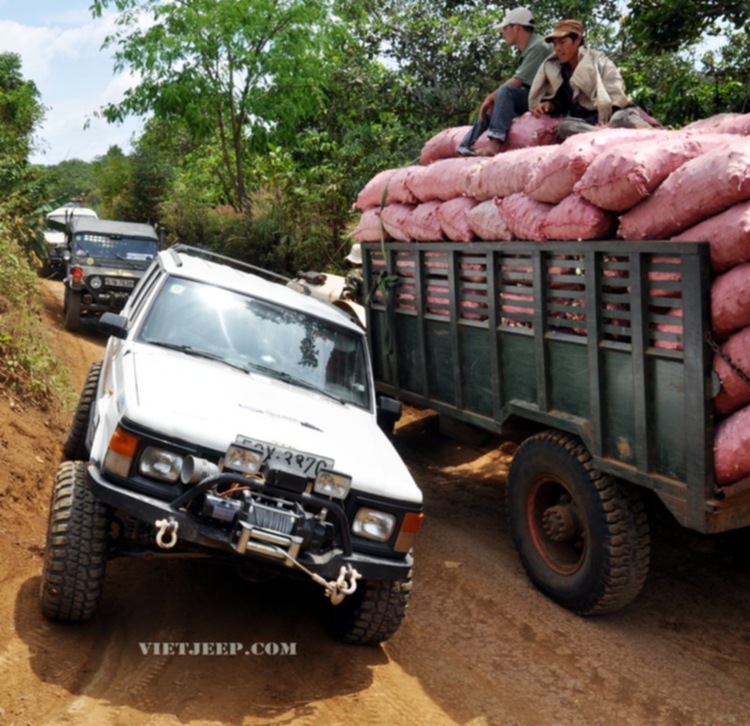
xmin=64 ymin=287 xmax=82 ymax=332
xmin=506 ymin=430 xmax=650 ymax=615
xmin=40 ymin=460 xmax=110 ymax=622
xmin=62 ymin=361 xmax=102 ymax=461
xmin=325 ymin=572 xmax=412 ymax=645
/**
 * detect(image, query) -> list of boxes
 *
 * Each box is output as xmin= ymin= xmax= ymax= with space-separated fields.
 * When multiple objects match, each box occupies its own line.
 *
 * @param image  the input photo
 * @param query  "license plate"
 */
xmin=105 ymin=277 xmax=136 ymax=289
xmin=235 ymin=436 xmax=333 ymax=476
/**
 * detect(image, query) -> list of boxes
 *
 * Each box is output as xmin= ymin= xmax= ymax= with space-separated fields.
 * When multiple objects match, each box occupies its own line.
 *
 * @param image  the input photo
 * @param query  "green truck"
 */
xmin=362 ymin=239 xmax=749 ymax=615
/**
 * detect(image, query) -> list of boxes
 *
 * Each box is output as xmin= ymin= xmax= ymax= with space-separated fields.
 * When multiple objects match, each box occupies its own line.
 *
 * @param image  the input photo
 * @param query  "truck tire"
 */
xmin=40 ymin=460 xmax=110 ymax=622
xmin=62 ymin=361 xmax=102 ymax=461
xmin=506 ymin=431 xmax=650 ymax=615
xmin=64 ymin=288 xmax=82 ymax=332
xmin=325 ymin=572 xmax=412 ymax=645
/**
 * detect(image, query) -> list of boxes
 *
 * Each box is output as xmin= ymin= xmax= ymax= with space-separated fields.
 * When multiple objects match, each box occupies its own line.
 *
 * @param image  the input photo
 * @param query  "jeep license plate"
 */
xmin=105 ymin=277 xmax=136 ymax=288
xmin=236 ymin=437 xmax=333 ymax=477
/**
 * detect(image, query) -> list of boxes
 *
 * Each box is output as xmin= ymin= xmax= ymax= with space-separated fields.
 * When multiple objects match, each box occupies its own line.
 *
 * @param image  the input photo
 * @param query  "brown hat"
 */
xmin=545 ymin=19 xmax=584 ymax=42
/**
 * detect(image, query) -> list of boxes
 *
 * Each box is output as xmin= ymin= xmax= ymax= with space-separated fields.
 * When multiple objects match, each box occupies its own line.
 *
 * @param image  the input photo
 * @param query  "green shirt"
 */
xmin=513 ymin=33 xmax=551 ymax=87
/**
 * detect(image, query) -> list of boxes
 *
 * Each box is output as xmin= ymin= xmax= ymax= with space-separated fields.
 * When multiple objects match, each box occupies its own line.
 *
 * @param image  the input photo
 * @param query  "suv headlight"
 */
xmin=89 ymin=275 xmax=103 ymax=290
xmin=352 ymin=508 xmax=396 ymax=542
xmin=139 ymin=446 xmax=184 ymax=483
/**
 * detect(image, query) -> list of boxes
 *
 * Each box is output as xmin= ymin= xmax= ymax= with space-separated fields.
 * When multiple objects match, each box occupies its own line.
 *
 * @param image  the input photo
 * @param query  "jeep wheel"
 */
xmin=64 ymin=288 xmax=82 ymax=332
xmin=506 ymin=430 xmax=650 ymax=615
xmin=62 ymin=361 xmax=102 ymax=460
xmin=324 ymin=572 xmax=412 ymax=645
xmin=40 ymin=460 xmax=110 ymax=621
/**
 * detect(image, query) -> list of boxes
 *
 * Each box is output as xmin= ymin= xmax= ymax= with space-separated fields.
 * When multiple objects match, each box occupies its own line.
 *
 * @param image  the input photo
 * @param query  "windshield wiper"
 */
xmin=246 ymin=362 xmax=346 ymax=404
xmin=148 ymin=341 xmax=250 ymax=374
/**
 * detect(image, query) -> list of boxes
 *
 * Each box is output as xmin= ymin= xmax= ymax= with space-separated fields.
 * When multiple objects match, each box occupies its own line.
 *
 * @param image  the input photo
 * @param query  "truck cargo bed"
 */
xmin=364 ymin=240 xmax=750 ymax=534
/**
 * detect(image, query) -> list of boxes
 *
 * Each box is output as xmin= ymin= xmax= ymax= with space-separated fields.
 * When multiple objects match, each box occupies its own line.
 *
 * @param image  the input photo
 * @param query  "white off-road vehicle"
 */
xmin=40 ymin=245 xmax=423 ymax=644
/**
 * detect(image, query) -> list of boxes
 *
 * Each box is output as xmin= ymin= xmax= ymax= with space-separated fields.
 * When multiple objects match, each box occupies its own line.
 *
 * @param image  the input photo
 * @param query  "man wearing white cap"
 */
xmin=457 ymin=7 xmax=550 ymax=156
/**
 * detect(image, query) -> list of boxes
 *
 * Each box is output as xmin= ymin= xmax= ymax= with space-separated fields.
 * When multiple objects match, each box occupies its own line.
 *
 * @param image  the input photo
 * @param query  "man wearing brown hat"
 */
xmin=457 ymin=7 xmax=550 ymax=156
xmin=528 ymin=18 xmax=651 ymax=138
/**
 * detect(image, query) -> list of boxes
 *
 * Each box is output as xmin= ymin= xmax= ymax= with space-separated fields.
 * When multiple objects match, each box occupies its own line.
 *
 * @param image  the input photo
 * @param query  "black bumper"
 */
xmin=87 ymin=465 xmax=412 ymax=581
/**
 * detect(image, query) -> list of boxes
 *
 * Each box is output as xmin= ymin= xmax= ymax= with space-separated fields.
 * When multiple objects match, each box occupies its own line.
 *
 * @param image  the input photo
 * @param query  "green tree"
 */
xmin=91 ymin=0 xmax=345 ymax=212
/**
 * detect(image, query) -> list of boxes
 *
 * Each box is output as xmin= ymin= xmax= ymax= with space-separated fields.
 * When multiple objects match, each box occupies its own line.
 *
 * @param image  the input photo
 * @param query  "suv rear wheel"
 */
xmin=62 ymin=361 xmax=102 ymax=460
xmin=40 ymin=460 xmax=110 ymax=621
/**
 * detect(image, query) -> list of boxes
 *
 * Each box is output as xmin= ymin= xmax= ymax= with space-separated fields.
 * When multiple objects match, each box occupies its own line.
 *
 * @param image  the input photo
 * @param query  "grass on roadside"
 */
xmin=0 ymin=231 xmax=72 ymax=411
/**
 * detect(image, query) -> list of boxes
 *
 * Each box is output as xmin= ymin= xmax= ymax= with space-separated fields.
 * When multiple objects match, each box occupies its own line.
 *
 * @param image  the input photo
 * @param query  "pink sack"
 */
xmin=525 ymin=127 xmax=667 ymax=204
xmin=466 ymin=199 xmax=514 ymax=241
xmin=652 ymin=307 xmax=683 ymax=350
xmin=714 ymin=404 xmax=750 ymax=486
xmin=420 ymin=126 xmax=472 ymax=165
xmin=403 ymin=201 xmax=444 ymax=242
xmin=618 ymin=138 xmax=750 ymax=240
xmin=711 ymin=263 xmax=750 ymax=340
xmin=671 ymin=199 xmax=750 ymax=274
xmin=467 ymin=145 xmax=558 ymax=201
xmin=379 ymin=204 xmax=415 ymax=242
xmin=350 ymin=208 xmax=388 ymax=242
xmin=541 ymin=194 xmax=615 ymax=241
xmin=497 ymin=193 xmax=554 ymax=241
xmin=505 ymin=112 xmax=563 ymax=149
xmin=352 ymin=167 xmax=419 ymax=211
xmin=713 ymin=326 xmax=750 ymax=417
xmin=682 ymin=113 xmax=750 ymax=136
xmin=406 ymin=157 xmax=488 ymax=203
xmin=575 ymin=133 xmax=732 ymax=212
xmin=437 ymin=197 xmax=478 ymax=242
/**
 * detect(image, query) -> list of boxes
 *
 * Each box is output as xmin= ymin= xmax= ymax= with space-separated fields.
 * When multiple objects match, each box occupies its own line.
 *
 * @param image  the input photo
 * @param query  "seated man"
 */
xmin=457 ymin=7 xmax=550 ymax=156
xmin=528 ymin=18 xmax=652 ymax=139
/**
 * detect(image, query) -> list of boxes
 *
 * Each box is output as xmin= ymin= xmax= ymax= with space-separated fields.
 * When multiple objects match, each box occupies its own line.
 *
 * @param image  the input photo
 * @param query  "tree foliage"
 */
xmin=91 ymin=0 xmax=348 ymax=212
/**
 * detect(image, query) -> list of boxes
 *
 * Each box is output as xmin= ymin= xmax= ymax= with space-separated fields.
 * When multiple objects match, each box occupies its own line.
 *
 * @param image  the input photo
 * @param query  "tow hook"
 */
xmin=273 ymin=547 xmax=362 ymax=604
xmin=155 ymin=518 xmax=179 ymax=549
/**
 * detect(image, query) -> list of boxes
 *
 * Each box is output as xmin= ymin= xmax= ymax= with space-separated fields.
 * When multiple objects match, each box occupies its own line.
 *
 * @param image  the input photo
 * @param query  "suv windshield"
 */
xmin=138 ymin=276 xmax=371 ymax=409
xmin=73 ymin=233 xmax=158 ymax=262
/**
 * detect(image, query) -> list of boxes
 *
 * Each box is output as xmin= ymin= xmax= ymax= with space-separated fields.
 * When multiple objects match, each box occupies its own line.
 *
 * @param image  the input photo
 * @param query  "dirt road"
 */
xmin=1 ymin=279 xmax=750 ymax=725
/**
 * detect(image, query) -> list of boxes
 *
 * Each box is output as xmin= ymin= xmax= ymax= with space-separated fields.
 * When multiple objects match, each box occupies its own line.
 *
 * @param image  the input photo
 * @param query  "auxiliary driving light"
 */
xmin=314 ymin=470 xmax=352 ymax=499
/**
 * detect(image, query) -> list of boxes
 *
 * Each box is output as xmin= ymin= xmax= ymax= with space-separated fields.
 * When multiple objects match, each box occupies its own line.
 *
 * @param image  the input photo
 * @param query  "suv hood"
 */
xmin=120 ymin=346 xmax=421 ymax=504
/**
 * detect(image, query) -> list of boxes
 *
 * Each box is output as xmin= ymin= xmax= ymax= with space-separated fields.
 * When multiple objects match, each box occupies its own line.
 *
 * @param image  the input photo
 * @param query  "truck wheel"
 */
xmin=40 ymin=460 xmax=110 ymax=622
xmin=324 ymin=572 xmax=412 ymax=645
xmin=506 ymin=431 xmax=650 ymax=615
xmin=64 ymin=288 xmax=82 ymax=332
xmin=62 ymin=361 xmax=102 ymax=461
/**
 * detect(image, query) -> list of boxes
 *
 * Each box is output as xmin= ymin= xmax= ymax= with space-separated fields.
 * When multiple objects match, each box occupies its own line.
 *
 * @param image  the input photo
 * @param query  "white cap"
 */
xmin=495 ymin=7 xmax=535 ymax=30
xmin=345 ymin=243 xmax=362 ymax=266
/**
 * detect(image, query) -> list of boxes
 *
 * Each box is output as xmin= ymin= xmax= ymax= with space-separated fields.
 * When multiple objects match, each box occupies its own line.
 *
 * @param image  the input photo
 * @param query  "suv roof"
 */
xmin=161 ymin=245 xmax=362 ymax=332
xmin=68 ymin=217 xmax=159 ymax=240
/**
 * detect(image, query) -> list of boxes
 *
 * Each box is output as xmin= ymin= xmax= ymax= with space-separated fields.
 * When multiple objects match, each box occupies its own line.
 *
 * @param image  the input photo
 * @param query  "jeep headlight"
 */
xmin=139 ymin=446 xmax=184 ymax=483
xmin=314 ymin=470 xmax=351 ymax=499
xmin=89 ymin=275 xmax=103 ymax=290
xmin=352 ymin=508 xmax=396 ymax=542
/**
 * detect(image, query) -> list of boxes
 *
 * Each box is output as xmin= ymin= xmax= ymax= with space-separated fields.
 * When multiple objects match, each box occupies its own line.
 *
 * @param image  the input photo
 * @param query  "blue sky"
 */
xmin=0 ymin=0 xmax=142 ymax=165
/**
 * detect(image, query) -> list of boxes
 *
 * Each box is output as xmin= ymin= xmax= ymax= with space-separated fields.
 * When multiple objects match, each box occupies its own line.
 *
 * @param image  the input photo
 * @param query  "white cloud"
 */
xmin=0 ymin=8 xmax=145 ymax=165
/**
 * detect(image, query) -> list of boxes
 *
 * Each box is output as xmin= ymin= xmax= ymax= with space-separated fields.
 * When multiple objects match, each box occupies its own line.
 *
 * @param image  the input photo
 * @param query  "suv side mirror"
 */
xmin=377 ymin=395 xmax=402 ymax=436
xmin=98 ymin=312 xmax=129 ymax=339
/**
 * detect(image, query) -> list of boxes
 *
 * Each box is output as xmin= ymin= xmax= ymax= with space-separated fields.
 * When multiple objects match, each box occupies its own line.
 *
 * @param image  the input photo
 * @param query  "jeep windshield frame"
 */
xmin=71 ymin=232 xmax=158 ymax=265
xmin=137 ymin=275 xmax=373 ymax=409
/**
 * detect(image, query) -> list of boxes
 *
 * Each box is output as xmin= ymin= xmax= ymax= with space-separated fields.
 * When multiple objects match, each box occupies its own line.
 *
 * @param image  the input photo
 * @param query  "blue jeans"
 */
xmin=460 ymin=85 xmax=530 ymax=149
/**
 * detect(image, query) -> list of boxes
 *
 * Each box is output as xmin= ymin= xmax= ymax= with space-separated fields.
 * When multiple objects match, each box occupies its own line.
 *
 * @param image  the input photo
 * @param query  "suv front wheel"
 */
xmin=324 ymin=571 xmax=413 ymax=645
xmin=40 ymin=460 xmax=111 ymax=621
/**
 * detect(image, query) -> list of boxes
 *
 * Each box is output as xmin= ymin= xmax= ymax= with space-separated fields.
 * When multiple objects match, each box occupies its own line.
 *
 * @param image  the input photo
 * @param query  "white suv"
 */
xmin=40 ymin=245 xmax=423 ymax=644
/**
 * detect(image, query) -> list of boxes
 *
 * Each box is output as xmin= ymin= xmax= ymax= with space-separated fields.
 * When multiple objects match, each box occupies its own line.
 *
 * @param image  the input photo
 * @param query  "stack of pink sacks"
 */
xmin=350 ymin=111 xmax=750 ymax=487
